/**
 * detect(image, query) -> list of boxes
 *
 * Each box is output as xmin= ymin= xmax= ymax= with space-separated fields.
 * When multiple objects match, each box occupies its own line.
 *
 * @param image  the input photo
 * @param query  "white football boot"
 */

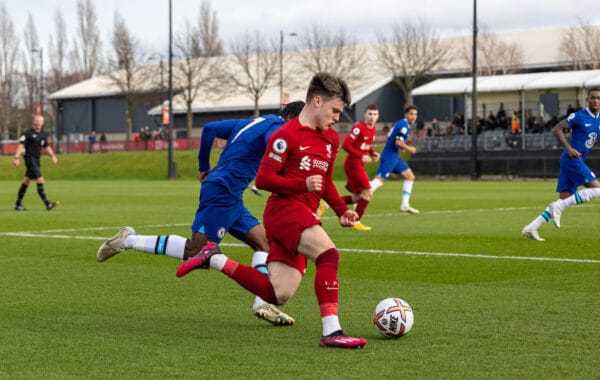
xmin=400 ymin=205 xmax=420 ymax=214
xmin=97 ymin=226 xmax=136 ymax=262
xmin=521 ymin=227 xmax=545 ymax=241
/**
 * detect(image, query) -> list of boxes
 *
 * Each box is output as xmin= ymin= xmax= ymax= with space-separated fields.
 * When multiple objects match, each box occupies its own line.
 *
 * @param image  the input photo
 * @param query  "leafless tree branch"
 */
xmin=228 ymin=31 xmax=279 ymax=117
xmin=20 ymin=13 xmax=39 ymax=120
xmin=296 ymin=24 xmax=367 ymax=88
xmin=559 ymin=18 xmax=600 ymax=70
xmin=174 ymin=15 xmax=224 ymax=138
xmin=107 ymin=11 xmax=148 ymax=141
xmin=0 ymin=3 xmax=20 ymax=139
xmin=197 ymin=0 xmax=223 ymax=57
xmin=70 ymin=0 xmax=102 ymax=79
xmin=459 ymin=24 xmax=524 ymax=76
xmin=376 ymin=20 xmax=449 ymax=107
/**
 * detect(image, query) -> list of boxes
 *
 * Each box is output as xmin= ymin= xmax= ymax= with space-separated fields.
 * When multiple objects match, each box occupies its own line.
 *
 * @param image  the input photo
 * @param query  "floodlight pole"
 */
xmin=39 ymin=48 xmax=44 ymax=110
xmin=167 ymin=0 xmax=176 ymax=179
xmin=471 ymin=0 xmax=479 ymax=180
xmin=279 ymin=30 xmax=297 ymax=107
xmin=32 ymin=48 xmax=43 ymax=112
xmin=279 ymin=31 xmax=283 ymax=107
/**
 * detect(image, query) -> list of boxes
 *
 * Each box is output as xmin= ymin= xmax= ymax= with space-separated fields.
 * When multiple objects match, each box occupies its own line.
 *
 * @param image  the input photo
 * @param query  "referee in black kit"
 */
xmin=12 ymin=115 xmax=59 ymax=211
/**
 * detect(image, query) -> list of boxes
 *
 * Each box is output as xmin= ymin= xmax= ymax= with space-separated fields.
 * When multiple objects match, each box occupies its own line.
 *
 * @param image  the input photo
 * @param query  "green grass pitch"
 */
xmin=1 ymin=178 xmax=599 ymax=378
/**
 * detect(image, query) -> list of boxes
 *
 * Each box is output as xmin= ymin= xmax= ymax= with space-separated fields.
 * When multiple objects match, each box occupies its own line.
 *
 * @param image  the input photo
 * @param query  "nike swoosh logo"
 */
xmin=299 ymin=146 xmax=310 ymax=150
xmin=585 ymin=123 xmax=592 ymax=127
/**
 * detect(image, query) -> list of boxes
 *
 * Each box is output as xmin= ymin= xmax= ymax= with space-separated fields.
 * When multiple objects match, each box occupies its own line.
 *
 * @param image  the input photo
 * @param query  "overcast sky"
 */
xmin=7 ymin=0 xmax=600 ymax=55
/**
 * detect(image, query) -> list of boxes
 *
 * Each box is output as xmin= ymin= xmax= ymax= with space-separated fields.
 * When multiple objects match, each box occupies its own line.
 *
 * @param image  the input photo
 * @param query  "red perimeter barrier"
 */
xmin=2 ymin=131 xmax=390 ymax=155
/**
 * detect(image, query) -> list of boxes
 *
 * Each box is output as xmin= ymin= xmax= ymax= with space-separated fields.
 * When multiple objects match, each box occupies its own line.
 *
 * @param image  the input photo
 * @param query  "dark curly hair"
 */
xmin=280 ymin=100 xmax=305 ymax=120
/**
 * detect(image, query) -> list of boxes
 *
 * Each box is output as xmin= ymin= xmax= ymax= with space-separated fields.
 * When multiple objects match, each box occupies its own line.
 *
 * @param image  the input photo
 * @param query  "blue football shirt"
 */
xmin=381 ymin=118 xmax=411 ymax=159
xmin=198 ymin=114 xmax=285 ymax=199
xmin=564 ymin=108 xmax=600 ymax=160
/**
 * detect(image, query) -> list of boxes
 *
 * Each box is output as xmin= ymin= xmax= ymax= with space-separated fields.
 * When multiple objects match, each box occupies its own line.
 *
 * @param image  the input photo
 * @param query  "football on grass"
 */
xmin=373 ymin=297 xmax=414 ymax=338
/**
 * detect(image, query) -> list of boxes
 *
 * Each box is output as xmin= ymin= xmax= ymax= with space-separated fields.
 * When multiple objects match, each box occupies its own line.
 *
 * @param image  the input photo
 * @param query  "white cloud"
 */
xmin=6 ymin=0 xmax=600 ymax=57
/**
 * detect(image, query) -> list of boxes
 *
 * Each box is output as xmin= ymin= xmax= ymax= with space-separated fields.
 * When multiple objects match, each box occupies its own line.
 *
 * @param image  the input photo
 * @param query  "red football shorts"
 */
xmin=263 ymin=200 xmax=321 ymax=275
xmin=344 ymin=157 xmax=371 ymax=194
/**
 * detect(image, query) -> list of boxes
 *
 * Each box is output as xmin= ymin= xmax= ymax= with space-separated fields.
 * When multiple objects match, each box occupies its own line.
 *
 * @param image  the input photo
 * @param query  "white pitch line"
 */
xmin=29 ymin=224 xmax=189 ymax=233
xmin=2 ymin=232 xmax=107 ymax=240
xmin=2 ymin=227 xmax=600 ymax=265
xmin=337 ymin=247 xmax=600 ymax=264
xmin=320 ymin=204 xmax=600 ymax=219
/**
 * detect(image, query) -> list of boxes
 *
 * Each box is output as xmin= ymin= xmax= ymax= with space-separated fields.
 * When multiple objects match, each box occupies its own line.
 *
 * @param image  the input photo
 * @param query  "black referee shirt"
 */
xmin=19 ymin=128 xmax=48 ymax=159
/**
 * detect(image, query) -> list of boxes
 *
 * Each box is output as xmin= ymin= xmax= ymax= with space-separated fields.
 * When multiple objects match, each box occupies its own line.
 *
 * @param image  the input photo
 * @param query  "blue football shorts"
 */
xmin=375 ymin=154 xmax=410 ymax=179
xmin=191 ymin=181 xmax=260 ymax=242
xmin=556 ymin=154 xmax=597 ymax=194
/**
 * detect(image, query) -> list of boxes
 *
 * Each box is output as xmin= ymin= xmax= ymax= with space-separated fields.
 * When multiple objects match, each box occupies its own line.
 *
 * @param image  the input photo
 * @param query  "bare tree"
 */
xmin=20 ymin=13 xmax=39 ymax=117
xmin=376 ymin=20 xmax=449 ymax=107
xmin=559 ymin=18 xmax=600 ymax=70
xmin=0 ymin=3 xmax=20 ymax=139
xmin=460 ymin=25 xmax=524 ymax=76
xmin=175 ymin=21 xmax=221 ymax=139
xmin=228 ymin=31 xmax=279 ymax=117
xmin=497 ymin=42 xmax=524 ymax=75
xmin=174 ymin=1 xmax=224 ymax=139
xmin=71 ymin=0 xmax=102 ymax=79
xmin=297 ymin=24 xmax=367 ymax=86
xmin=108 ymin=11 xmax=147 ymax=141
xmin=48 ymin=8 xmax=75 ymax=92
xmin=196 ymin=0 xmax=223 ymax=57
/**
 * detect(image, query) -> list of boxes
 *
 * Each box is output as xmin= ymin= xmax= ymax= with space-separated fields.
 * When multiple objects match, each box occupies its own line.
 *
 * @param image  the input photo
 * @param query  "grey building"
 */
xmin=48 ymin=27 xmax=573 ymax=142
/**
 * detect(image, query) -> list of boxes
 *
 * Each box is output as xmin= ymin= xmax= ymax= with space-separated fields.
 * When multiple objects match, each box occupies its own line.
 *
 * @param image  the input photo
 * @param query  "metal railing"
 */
xmin=415 ymin=131 xmax=564 ymax=152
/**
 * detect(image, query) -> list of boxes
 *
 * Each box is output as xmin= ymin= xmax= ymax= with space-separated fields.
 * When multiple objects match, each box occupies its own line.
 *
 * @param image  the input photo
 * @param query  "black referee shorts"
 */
xmin=24 ymin=156 xmax=42 ymax=179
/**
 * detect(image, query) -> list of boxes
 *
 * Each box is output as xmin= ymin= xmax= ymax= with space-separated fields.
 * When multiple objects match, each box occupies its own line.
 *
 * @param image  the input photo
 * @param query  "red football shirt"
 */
xmin=256 ymin=117 xmax=347 ymax=216
xmin=343 ymin=121 xmax=376 ymax=163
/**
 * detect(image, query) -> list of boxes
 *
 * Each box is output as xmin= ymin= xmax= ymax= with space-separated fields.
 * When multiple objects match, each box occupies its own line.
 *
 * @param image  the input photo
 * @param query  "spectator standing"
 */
xmin=415 ymin=115 xmax=425 ymax=139
xmin=532 ymin=116 xmax=545 ymax=133
xmin=88 ymin=131 xmax=97 ymax=153
xmin=451 ymin=112 xmax=465 ymax=134
xmin=427 ymin=117 xmax=438 ymax=136
xmin=497 ymin=103 xmax=507 ymax=129
xmin=487 ymin=111 xmax=497 ymax=130
xmin=511 ymin=111 xmax=521 ymax=134
xmin=544 ymin=115 xmax=559 ymax=131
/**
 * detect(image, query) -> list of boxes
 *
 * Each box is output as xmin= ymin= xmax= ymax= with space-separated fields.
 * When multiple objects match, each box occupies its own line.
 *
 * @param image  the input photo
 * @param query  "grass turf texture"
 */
xmin=1 ymin=159 xmax=600 ymax=377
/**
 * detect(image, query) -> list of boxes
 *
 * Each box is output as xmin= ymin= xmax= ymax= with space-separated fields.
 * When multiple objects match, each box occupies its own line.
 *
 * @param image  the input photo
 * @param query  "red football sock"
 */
xmin=355 ymin=198 xmax=369 ymax=219
xmin=314 ymin=248 xmax=339 ymax=317
xmin=223 ymin=260 xmax=278 ymax=305
xmin=341 ymin=195 xmax=354 ymax=205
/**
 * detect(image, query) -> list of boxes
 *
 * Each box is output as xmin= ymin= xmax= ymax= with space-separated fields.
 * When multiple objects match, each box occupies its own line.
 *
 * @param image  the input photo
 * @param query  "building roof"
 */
xmin=412 ymin=69 xmax=600 ymax=96
xmin=49 ymin=27 xmax=570 ymax=112
xmin=48 ymin=75 xmax=123 ymax=100
xmin=523 ymin=69 xmax=600 ymax=90
xmin=48 ymin=65 xmax=167 ymax=100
